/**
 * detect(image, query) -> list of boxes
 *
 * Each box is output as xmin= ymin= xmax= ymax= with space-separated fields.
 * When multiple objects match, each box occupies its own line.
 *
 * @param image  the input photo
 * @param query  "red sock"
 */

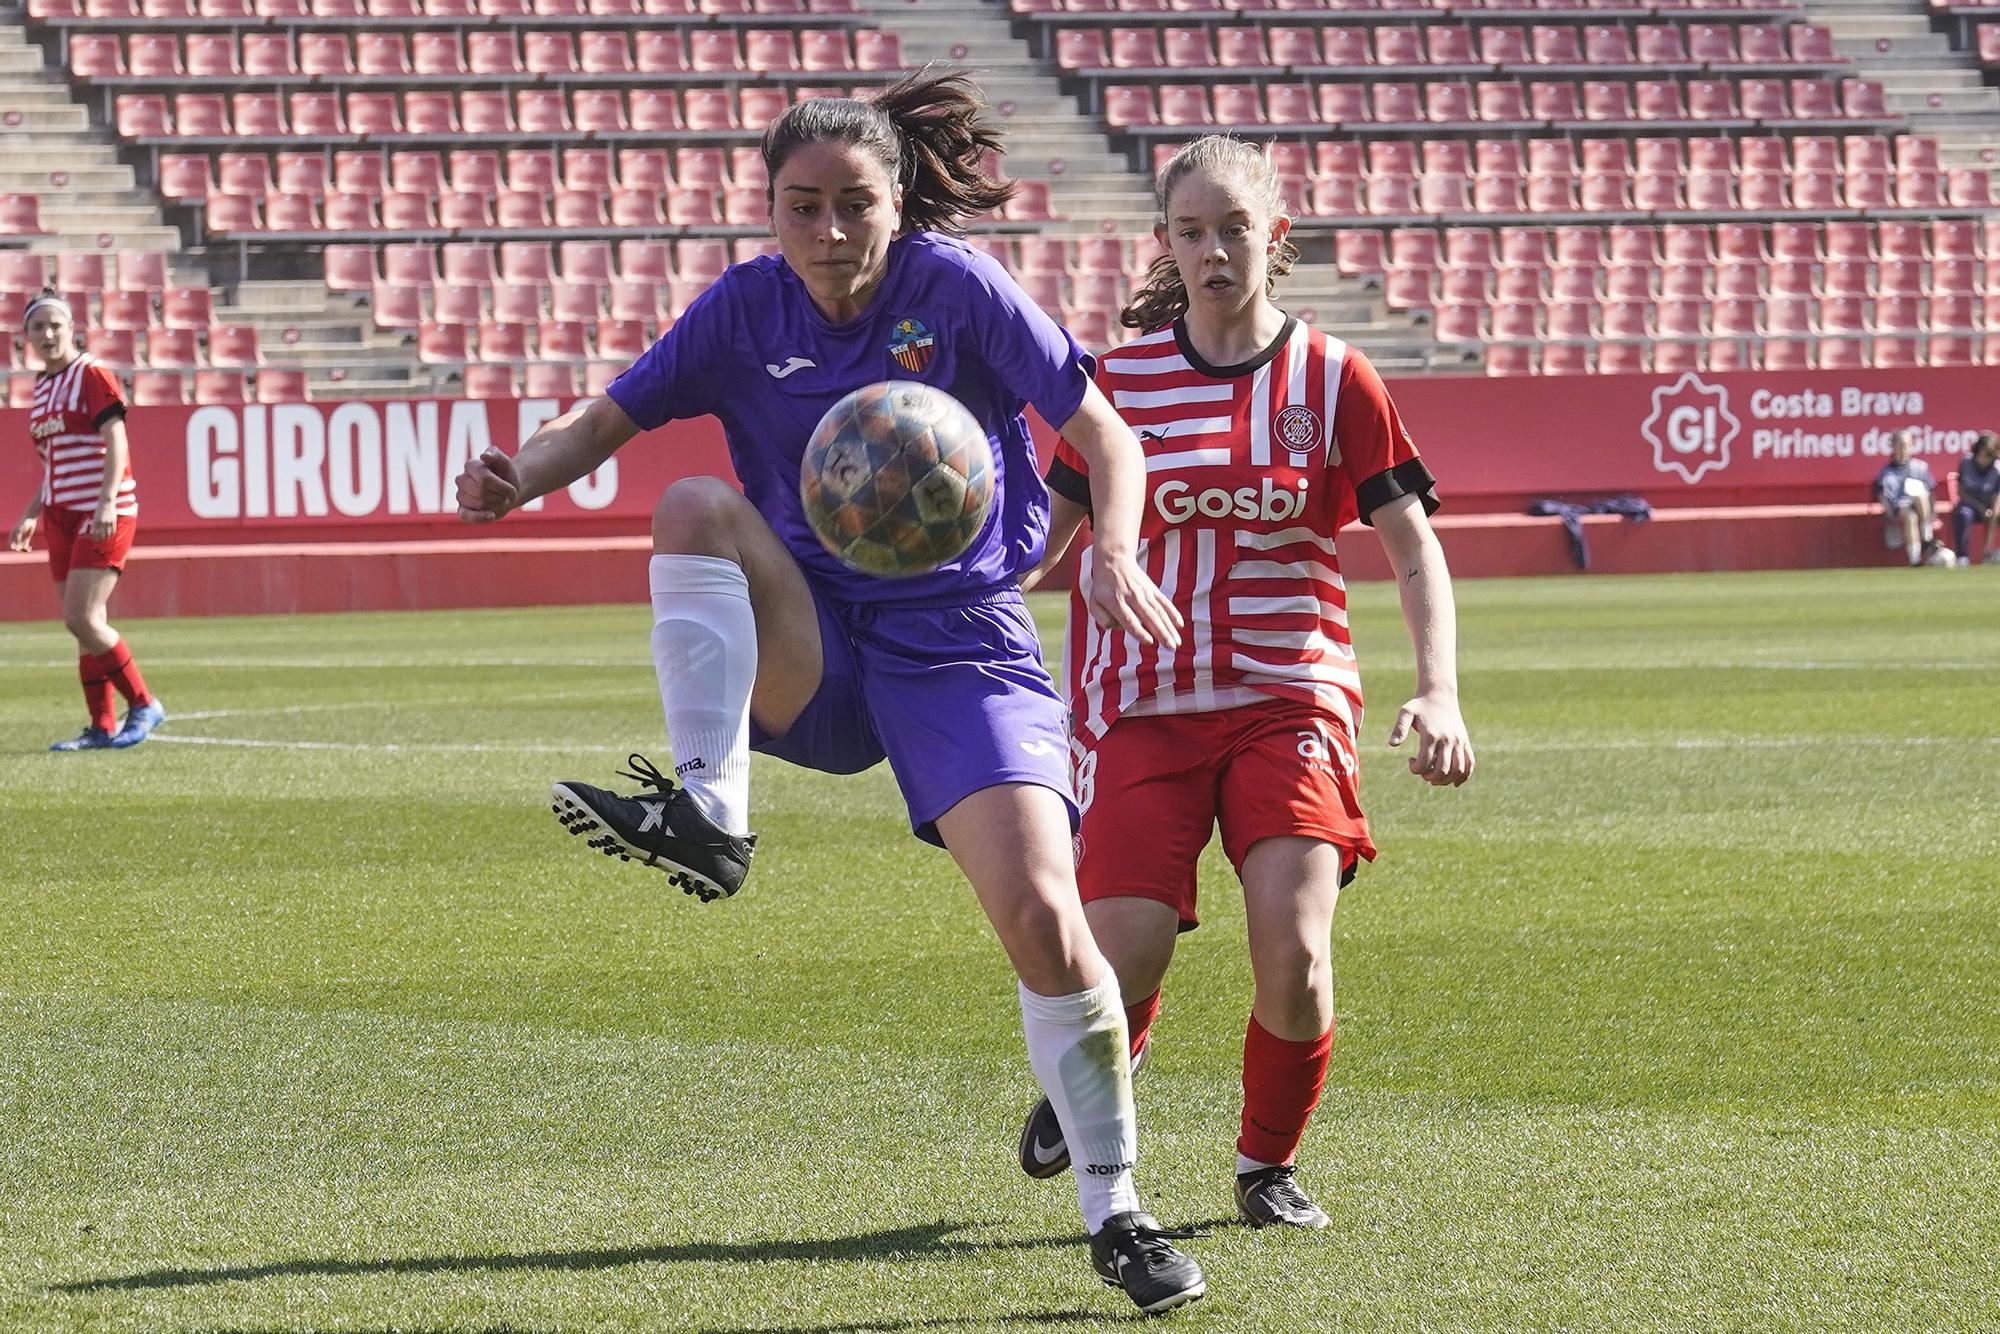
xmin=100 ymin=638 xmax=153 ymax=709
xmin=77 ymin=653 xmax=118 ymax=732
xmin=1237 ymin=1014 xmax=1334 ymax=1168
xmin=1125 ymin=989 xmax=1161 ymax=1060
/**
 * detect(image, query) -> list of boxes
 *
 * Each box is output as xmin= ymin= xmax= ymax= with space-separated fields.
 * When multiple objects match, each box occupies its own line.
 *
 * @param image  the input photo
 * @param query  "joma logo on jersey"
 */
xmin=1153 ymin=476 xmax=1309 ymax=524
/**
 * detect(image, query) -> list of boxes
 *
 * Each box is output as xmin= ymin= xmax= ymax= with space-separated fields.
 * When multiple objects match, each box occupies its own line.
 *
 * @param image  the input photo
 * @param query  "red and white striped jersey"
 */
xmin=1049 ymin=318 xmax=1435 ymax=746
xmin=30 ymin=354 xmax=134 ymax=515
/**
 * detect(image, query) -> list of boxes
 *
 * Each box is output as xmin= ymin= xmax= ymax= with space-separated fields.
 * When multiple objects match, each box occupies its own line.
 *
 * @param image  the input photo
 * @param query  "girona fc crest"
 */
xmin=1640 ymin=372 xmax=1740 ymax=484
xmin=1274 ymin=404 xmax=1323 ymax=460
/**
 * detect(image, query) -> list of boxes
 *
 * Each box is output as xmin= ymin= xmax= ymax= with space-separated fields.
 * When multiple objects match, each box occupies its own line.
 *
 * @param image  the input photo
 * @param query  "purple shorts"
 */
xmin=751 ymin=583 xmax=1076 ymax=847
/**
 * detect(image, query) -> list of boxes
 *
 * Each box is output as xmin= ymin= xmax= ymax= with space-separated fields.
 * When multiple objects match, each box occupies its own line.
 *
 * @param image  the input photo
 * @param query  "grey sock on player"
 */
xmin=649 ymin=554 xmax=756 ymax=837
xmin=1018 ymin=977 xmax=1143 ymax=1232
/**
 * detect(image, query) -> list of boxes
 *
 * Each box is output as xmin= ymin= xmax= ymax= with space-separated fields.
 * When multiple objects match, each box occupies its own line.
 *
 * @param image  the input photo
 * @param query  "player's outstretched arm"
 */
xmin=1020 ymin=493 xmax=1089 ymax=593
xmin=455 ymin=396 xmax=640 ymax=523
xmin=1055 ymin=381 xmax=1183 ymax=647
xmin=1374 ymin=493 xmax=1474 ymax=787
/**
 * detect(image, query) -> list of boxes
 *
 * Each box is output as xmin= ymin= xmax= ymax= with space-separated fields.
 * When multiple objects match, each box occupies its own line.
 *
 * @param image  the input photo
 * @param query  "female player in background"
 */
xmin=1017 ymin=135 xmax=1475 ymax=1228
xmin=7 ymin=291 xmax=165 ymax=751
xmin=453 ymin=71 xmax=1205 ymax=1312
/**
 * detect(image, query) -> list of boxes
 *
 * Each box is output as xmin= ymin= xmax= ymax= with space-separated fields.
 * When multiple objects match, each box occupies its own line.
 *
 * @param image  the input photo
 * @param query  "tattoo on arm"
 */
xmin=1404 ymin=563 xmax=1421 ymax=583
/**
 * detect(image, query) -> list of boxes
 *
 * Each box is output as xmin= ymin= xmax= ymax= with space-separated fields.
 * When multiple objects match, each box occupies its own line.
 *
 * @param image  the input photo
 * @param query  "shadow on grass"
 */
xmin=55 ymin=1221 xmax=1088 ymax=1295
xmin=690 ymin=1313 xmax=1123 ymax=1333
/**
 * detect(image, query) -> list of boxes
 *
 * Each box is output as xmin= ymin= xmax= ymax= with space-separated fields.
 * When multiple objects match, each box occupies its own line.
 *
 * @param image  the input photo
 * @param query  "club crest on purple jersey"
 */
xmin=888 ymin=317 xmax=936 ymax=374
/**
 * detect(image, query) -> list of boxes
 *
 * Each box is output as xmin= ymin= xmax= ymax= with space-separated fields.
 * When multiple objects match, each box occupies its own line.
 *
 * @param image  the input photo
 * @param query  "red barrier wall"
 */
xmin=2 ymin=366 xmax=1984 ymax=619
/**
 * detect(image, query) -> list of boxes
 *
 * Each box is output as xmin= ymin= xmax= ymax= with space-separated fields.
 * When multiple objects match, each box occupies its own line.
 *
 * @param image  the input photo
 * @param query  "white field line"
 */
xmin=168 ymin=688 xmax=626 ymax=724
xmin=140 ymin=732 xmax=1982 ymax=757
xmin=0 ymin=656 xmax=648 ymax=672
xmin=148 ymin=735 xmax=589 ymax=754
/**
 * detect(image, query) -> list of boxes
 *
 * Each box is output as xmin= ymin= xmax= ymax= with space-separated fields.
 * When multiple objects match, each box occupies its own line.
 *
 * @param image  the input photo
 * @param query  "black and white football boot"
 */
xmin=1017 ymin=1037 xmax=1149 ymax=1179
xmin=551 ymin=754 xmax=755 ymax=902
xmin=1089 ymin=1211 xmax=1206 ymax=1315
xmin=1234 ymin=1164 xmax=1330 ymax=1230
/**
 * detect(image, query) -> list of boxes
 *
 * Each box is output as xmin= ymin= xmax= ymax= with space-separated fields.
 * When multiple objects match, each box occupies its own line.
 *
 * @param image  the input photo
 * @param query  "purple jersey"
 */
xmin=607 ymin=232 xmax=1093 ymax=604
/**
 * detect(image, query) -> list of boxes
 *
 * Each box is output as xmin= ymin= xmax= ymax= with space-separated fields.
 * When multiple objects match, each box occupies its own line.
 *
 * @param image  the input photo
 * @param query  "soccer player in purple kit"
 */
xmin=452 ymin=71 xmax=1206 ymax=1313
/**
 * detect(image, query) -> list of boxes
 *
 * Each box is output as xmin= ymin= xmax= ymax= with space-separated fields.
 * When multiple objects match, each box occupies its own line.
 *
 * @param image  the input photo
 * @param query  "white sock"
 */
xmin=1237 ymin=1153 xmax=1283 ymax=1176
xmin=649 ymin=554 xmax=755 ymax=836
xmin=1018 ymin=978 xmax=1142 ymax=1232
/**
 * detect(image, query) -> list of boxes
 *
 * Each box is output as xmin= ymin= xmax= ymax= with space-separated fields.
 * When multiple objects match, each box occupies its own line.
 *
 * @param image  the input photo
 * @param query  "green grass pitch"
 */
xmin=2 ymin=569 xmax=1997 ymax=1333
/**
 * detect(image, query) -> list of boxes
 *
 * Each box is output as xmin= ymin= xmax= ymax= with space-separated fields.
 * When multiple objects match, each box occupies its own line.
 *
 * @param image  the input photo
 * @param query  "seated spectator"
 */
xmin=1874 ymin=428 xmax=1950 ymax=567
xmin=1951 ymin=431 xmax=2000 ymax=566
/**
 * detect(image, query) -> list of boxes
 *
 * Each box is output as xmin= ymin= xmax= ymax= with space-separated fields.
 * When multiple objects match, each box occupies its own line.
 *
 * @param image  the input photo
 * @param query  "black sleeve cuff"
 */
xmin=1356 ymin=457 xmax=1440 ymax=526
xmin=1046 ymin=456 xmax=1093 ymax=513
xmin=93 ymin=403 xmax=127 ymax=429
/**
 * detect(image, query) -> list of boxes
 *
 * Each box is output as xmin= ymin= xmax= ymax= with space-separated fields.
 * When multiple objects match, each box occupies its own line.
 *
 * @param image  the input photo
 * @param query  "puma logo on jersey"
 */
xmin=1153 ymin=476 xmax=1310 ymax=524
xmin=765 ymin=356 xmax=816 ymax=379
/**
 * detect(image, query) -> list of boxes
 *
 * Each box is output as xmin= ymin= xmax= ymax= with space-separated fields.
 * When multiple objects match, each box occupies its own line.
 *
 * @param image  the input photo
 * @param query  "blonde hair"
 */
xmin=1121 ymin=135 xmax=1301 ymax=332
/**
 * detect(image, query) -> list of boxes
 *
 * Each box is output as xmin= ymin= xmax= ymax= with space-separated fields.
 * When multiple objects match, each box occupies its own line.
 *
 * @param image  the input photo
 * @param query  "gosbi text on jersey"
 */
xmin=30 ymin=353 xmax=134 ymax=515
xmin=1048 ymin=319 xmax=1438 ymax=749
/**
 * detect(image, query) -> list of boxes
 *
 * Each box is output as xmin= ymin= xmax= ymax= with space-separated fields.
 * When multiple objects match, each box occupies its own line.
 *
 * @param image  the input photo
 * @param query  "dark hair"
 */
xmin=762 ymin=67 xmax=1015 ymax=236
xmin=1122 ymin=135 xmax=1301 ymax=332
xmin=1977 ymin=430 xmax=1998 ymax=456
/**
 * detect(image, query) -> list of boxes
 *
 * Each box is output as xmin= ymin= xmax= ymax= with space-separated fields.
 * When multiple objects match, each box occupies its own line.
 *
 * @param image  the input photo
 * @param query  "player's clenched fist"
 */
xmin=456 ymin=447 xmax=520 ymax=523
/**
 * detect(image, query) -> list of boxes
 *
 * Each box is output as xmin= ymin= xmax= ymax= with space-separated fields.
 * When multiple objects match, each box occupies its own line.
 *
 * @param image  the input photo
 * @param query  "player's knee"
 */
xmin=652 ymin=477 xmax=749 ymax=556
xmin=1256 ymin=936 xmax=1332 ymax=1018
xmin=63 ymin=608 xmax=100 ymax=640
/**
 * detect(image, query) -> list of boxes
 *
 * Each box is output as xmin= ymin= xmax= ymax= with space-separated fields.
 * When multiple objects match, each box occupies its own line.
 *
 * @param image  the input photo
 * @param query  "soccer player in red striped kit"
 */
xmin=1017 ymin=136 xmax=1474 ymax=1228
xmin=7 ymin=291 xmax=165 ymax=750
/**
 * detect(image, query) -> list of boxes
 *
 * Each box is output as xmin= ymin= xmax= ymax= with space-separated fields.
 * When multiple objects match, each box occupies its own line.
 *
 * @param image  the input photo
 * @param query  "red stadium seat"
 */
xmin=261 ymin=191 xmax=317 ymax=230
xmin=128 ymin=33 xmax=198 ymax=77
xmin=1309 ymin=26 xmax=1362 ymax=66
xmin=494 ymin=191 xmax=552 ymax=228
xmin=240 ymin=33 xmax=294 ymax=76
xmin=1841 ymin=79 xmax=1888 ymax=119
xmin=1213 ymin=85 xmax=1264 ymax=125
xmin=70 ymin=33 xmax=127 ymax=77
xmin=430 ymin=286 xmax=481 ymax=329
xmin=853 ymin=30 xmax=902 ymax=70
xmin=1317 ymin=84 xmax=1369 ymax=124
xmin=207 ymin=323 xmax=261 ymax=367
xmin=524 ymin=362 xmax=579 ymax=397
xmin=516 ymin=90 xmax=570 ymax=133
xmin=417 ymin=321 xmax=469 ymax=363
xmin=157 ymin=153 xmax=213 ymax=201
xmin=690 ymin=30 xmax=744 ymax=72
xmin=683 ymin=89 xmax=737 ymax=131
xmin=1583 ymin=26 xmax=1633 ymax=64
xmin=299 ymin=33 xmax=354 ymax=76
xmin=1159 ymin=85 xmax=1214 ymax=126
xmin=412 ymin=33 xmax=467 ymax=75
xmin=130 ymin=370 xmax=188 ymax=405
xmin=322 ymin=192 xmax=377 ymax=229
xmin=1790 ymin=79 xmax=1839 ymax=120
xmin=441 ymin=242 xmax=497 ymax=288
xmin=380 ymin=191 xmax=436 ymax=228
xmin=173 ymin=94 xmax=228 ymax=137
xmin=437 ymin=191 xmax=490 ymax=228
xmin=101 ymin=290 xmax=153 ymax=332
xmin=475 ymin=321 xmax=529 ymax=363
xmin=159 ymin=286 xmax=214 ymax=330
xmin=333 ymin=151 xmax=387 ymax=196
xmin=468 ymin=32 xmax=523 ymax=74
xmin=253 ymin=369 xmax=308 ymax=404
xmin=1531 ymin=26 xmax=1583 ymax=64
xmin=489 ymin=282 xmax=543 ymax=324
xmin=462 ymin=364 xmax=517 ymax=399
xmin=1478 ymin=82 xmax=1529 ymax=123
xmin=324 ymin=248 xmax=378 ymax=298
xmin=286 ymin=92 xmax=342 ymax=135
xmin=525 ymin=30 xmax=579 ymax=75
xmin=146 ymin=326 xmax=201 ymax=368
xmin=404 ymin=92 xmax=459 ymax=136
xmin=1371 ymin=83 xmax=1422 ymax=125
xmin=1374 ymin=25 xmax=1423 ymax=66
xmin=1529 ymin=82 xmax=1580 ymax=122
xmin=1216 ymin=28 xmax=1268 ymax=67
xmin=389 ymin=151 xmax=443 ymax=196
xmin=382 ymin=244 xmax=437 ymax=288
xmin=501 ymin=242 xmax=555 ymax=285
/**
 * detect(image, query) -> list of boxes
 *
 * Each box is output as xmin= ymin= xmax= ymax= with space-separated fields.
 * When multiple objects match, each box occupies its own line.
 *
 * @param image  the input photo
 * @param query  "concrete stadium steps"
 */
xmin=0 ymin=19 xmax=182 ymax=252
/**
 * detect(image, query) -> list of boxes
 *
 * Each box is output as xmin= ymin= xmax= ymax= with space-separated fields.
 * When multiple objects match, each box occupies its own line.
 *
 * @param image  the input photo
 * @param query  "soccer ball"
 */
xmin=800 ymin=381 xmax=995 ymax=577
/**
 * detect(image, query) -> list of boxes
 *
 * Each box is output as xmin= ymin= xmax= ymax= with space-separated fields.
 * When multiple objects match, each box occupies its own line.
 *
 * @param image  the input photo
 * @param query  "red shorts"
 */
xmin=43 ymin=507 xmax=137 ymax=581
xmin=1072 ymin=696 xmax=1376 ymax=931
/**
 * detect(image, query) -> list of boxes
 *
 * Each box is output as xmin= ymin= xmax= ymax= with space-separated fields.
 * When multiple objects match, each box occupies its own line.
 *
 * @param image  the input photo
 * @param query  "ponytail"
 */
xmin=1120 ymin=135 xmax=1301 ymax=332
xmin=762 ymin=65 xmax=1016 ymax=236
